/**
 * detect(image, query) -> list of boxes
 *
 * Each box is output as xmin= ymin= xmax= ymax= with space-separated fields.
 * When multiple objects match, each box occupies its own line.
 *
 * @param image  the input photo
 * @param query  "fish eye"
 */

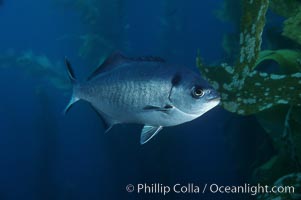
xmin=192 ymin=86 xmax=204 ymax=98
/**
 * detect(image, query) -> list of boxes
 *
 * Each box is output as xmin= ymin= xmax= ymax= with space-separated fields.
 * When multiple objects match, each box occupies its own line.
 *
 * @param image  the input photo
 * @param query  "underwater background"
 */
xmin=0 ymin=0 xmax=301 ymax=199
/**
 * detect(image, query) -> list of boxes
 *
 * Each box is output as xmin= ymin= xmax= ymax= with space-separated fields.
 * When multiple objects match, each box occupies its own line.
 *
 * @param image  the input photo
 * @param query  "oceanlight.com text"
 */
xmin=125 ymin=183 xmax=295 ymax=196
xmin=208 ymin=183 xmax=295 ymax=196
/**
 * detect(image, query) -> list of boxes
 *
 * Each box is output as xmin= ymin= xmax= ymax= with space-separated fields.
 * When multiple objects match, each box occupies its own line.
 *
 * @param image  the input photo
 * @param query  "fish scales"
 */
xmin=64 ymin=53 xmax=220 ymax=144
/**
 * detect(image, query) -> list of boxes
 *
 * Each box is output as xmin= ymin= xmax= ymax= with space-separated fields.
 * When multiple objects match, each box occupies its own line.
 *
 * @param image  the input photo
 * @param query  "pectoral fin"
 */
xmin=140 ymin=125 xmax=163 ymax=145
xmin=143 ymin=104 xmax=173 ymax=112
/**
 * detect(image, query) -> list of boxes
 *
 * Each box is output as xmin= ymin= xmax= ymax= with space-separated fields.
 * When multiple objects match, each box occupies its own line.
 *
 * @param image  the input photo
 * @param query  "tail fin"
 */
xmin=64 ymin=95 xmax=80 ymax=114
xmin=64 ymin=57 xmax=80 ymax=114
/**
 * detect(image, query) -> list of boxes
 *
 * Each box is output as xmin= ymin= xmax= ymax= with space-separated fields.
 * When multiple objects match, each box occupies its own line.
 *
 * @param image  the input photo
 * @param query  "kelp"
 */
xmin=53 ymin=0 xmax=126 ymax=65
xmin=197 ymin=0 xmax=301 ymax=187
xmin=282 ymin=7 xmax=301 ymax=46
xmin=269 ymin=0 xmax=300 ymax=17
xmin=269 ymin=0 xmax=301 ymax=46
xmin=197 ymin=0 xmax=301 ymax=115
xmin=257 ymin=173 xmax=301 ymax=199
xmin=214 ymin=0 xmax=242 ymax=62
xmin=256 ymin=50 xmax=301 ymax=73
xmin=0 ymin=50 xmax=69 ymax=91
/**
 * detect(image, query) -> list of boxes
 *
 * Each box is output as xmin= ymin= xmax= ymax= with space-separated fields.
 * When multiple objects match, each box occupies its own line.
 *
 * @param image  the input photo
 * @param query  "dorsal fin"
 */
xmin=87 ymin=52 xmax=166 ymax=81
xmin=87 ymin=52 xmax=126 ymax=80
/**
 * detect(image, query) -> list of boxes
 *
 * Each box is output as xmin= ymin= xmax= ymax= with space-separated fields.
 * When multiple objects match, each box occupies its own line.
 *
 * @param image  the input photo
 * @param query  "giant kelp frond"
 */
xmin=282 ymin=7 xmax=301 ymax=46
xmin=197 ymin=0 xmax=301 ymax=115
xmin=198 ymin=0 xmax=301 ymax=186
xmin=0 ymin=50 xmax=69 ymax=91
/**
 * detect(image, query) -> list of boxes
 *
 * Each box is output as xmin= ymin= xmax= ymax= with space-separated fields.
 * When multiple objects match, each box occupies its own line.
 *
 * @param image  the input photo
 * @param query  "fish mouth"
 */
xmin=206 ymin=90 xmax=220 ymax=102
xmin=208 ymin=96 xmax=221 ymax=102
xmin=206 ymin=95 xmax=221 ymax=106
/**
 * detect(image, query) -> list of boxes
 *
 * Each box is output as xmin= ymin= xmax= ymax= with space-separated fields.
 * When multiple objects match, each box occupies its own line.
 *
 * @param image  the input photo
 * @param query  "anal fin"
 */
xmin=140 ymin=125 xmax=163 ymax=145
xmin=88 ymin=103 xmax=114 ymax=133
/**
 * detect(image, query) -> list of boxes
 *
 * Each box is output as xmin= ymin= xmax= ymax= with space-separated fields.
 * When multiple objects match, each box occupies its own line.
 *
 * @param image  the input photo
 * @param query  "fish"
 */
xmin=64 ymin=52 xmax=220 ymax=144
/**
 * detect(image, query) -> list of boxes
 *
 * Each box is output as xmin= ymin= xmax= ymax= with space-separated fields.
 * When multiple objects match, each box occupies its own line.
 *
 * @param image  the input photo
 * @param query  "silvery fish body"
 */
xmin=65 ymin=53 xmax=220 ymax=144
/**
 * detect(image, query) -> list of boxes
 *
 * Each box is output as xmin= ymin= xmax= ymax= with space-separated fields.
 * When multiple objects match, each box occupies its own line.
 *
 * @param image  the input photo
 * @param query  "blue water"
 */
xmin=0 ymin=0 xmax=261 ymax=199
